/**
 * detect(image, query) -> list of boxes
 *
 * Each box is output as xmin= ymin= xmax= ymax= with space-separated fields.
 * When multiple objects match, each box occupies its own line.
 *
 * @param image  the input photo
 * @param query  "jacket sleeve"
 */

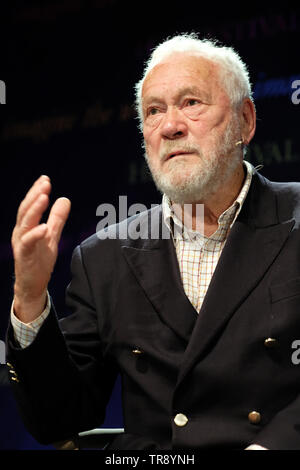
xmin=5 ymin=244 xmax=119 ymax=445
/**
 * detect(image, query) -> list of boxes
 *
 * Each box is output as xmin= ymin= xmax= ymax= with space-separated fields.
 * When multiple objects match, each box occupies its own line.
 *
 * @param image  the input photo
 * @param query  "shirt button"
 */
xmin=174 ymin=413 xmax=188 ymax=427
xmin=264 ymin=338 xmax=278 ymax=348
xmin=248 ymin=411 xmax=261 ymax=424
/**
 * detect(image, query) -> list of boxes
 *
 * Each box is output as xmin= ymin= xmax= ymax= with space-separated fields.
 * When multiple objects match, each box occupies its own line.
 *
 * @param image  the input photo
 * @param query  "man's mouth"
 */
xmin=165 ymin=151 xmax=193 ymax=161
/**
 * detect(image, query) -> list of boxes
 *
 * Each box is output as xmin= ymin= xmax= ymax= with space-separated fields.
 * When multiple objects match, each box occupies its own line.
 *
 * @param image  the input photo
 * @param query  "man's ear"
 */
xmin=240 ymin=98 xmax=256 ymax=145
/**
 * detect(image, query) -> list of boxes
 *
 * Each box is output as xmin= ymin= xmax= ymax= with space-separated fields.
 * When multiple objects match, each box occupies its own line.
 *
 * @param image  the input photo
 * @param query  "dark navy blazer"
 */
xmin=6 ymin=169 xmax=300 ymax=449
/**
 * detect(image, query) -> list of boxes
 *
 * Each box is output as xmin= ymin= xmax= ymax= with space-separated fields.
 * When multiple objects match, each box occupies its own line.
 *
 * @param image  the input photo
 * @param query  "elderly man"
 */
xmin=6 ymin=34 xmax=300 ymax=450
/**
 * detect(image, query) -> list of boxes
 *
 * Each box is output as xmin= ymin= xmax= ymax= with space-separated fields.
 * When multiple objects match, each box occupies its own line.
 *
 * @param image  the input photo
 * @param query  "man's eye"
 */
xmin=148 ymin=108 xmax=159 ymax=115
xmin=186 ymin=99 xmax=199 ymax=106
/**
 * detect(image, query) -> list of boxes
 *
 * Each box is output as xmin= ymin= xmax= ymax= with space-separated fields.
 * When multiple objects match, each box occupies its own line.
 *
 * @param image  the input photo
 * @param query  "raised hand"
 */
xmin=11 ymin=175 xmax=71 ymax=323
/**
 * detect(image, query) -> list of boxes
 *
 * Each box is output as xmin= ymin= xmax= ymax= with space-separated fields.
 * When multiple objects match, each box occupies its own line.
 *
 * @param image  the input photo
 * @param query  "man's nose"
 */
xmin=160 ymin=107 xmax=188 ymax=140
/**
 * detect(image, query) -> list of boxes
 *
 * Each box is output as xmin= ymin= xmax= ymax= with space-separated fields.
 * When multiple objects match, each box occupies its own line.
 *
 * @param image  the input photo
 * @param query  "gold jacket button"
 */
xmin=248 ymin=411 xmax=261 ymax=424
xmin=264 ymin=338 xmax=278 ymax=348
xmin=132 ymin=348 xmax=143 ymax=355
xmin=174 ymin=413 xmax=188 ymax=427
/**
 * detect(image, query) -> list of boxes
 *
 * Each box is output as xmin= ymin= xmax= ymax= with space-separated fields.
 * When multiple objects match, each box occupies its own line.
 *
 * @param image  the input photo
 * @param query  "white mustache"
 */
xmin=159 ymin=139 xmax=244 ymax=162
xmin=159 ymin=144 xmax=201 ymax=162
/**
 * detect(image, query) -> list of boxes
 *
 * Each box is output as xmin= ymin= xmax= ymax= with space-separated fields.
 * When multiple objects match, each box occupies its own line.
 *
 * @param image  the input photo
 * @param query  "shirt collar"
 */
xmin=162 ymin=160 xmax=254 ymax=244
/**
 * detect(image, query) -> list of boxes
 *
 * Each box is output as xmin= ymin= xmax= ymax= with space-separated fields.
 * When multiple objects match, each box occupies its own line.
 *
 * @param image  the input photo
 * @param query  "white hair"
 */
xmin=134 ymin=33 xmax=254 ymax=131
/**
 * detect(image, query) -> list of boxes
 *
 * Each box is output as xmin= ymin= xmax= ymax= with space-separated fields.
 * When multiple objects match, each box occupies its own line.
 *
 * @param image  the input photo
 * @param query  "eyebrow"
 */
xmin=143 ymin=86 xmax=211 ymax=108
xmin=175 ymin=86 xmax=210 ymax=101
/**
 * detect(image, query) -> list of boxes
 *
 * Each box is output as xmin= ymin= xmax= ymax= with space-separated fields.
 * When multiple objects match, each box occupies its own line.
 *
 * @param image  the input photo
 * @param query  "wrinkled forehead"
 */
xmin=142 ymin=53 xmax=225 ymax=100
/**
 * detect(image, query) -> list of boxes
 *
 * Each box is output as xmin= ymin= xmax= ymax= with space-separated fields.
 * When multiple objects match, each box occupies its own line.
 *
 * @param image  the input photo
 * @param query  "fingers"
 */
xmin=14 ymin=176 xmax=71 ymax=251
xmin=47 ymin=197 xmax=71 ymax=244
xmin=19 ymin=224 xmax=48 ymax=254
xmin=17 ymin=175 xmax=51 ymax=227
xmin=19 ymin=192 xmax=50 ymax=235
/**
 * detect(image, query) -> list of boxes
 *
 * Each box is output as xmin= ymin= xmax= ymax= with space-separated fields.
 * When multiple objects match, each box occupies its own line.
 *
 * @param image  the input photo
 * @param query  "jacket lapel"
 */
xmin=121 ymin=206 xmax=197 ymax=343
xmin=176 ymin=172 xmax=295 ymax=385
xmin=120 ymin=172 xmax=295 ymax=383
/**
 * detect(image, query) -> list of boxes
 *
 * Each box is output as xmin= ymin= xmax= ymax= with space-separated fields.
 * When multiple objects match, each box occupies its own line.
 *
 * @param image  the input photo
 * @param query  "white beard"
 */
xmin=144 ymin=116 xmax=243 ymax=204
